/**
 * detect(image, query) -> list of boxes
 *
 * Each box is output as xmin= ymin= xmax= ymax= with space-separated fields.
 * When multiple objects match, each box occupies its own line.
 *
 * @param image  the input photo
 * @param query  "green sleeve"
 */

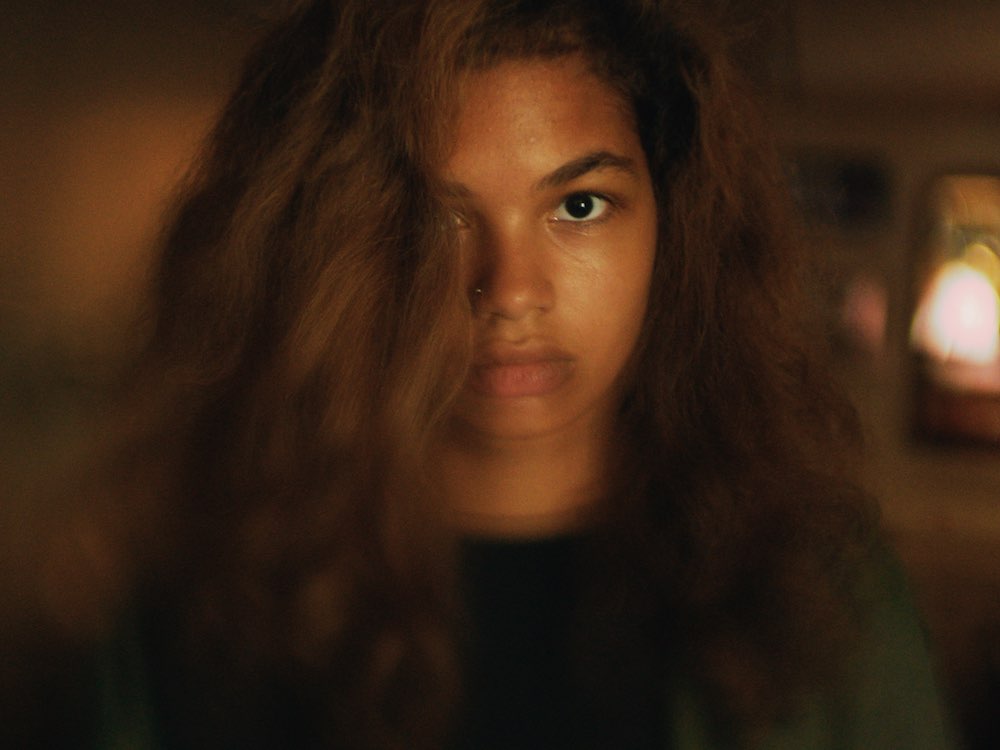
xmin=670 ymin=549 xmax=959 ymax=750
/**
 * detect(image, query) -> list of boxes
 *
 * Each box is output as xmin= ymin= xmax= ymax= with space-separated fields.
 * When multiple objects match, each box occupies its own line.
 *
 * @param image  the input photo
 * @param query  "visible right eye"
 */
xmin=553 ymin=192 xmax=611 ymax=223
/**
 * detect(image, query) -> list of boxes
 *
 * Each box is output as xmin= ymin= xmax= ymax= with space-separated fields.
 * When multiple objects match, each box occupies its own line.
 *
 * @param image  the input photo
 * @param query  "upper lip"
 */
xmin=473 ymin=341 xmax=572 ymax=367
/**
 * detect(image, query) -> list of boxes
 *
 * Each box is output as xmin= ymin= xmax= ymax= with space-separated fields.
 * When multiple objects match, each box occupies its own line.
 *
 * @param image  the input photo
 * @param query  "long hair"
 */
xmin=69 ymin=0 xmax=877 ymax=747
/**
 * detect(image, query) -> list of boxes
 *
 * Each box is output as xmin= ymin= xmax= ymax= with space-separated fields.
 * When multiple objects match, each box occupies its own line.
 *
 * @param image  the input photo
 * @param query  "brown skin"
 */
xmin=432 ymin=56 xmax=657 ymax=537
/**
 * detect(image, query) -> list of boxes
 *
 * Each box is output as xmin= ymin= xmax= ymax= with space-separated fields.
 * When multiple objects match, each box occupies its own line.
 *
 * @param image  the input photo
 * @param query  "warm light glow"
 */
xmin=911 ymin=260 xmax=1000 ymax=364
xmin=964 ymin=241 xmax=1000 ymax=285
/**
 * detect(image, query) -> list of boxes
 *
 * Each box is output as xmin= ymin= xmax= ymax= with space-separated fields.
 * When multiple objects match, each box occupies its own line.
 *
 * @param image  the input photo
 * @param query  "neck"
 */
xmin=435 ymin=419 xmax=616 ymax=539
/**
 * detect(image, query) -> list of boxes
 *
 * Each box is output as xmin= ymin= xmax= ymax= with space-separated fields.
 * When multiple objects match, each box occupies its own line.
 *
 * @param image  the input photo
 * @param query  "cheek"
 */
xmin=608 ymin=244 xmax=656 ymax=362
xmin=576 ymin=247 xmax=654 ymax=359
xmin=607 ymin=235 xmax=656 ymax=327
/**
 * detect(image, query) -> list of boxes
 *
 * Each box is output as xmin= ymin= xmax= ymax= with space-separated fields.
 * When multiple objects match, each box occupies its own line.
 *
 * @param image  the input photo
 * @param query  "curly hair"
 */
xmin=71 ymin=1 xmax=878 ymax=747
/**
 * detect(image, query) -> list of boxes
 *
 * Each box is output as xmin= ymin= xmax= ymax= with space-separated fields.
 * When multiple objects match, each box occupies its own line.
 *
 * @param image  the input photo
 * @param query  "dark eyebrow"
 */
xmin=534 ymin=150 xmax=638 ymax=191
xmin=439 ymin=150 xmax=639 ymax=200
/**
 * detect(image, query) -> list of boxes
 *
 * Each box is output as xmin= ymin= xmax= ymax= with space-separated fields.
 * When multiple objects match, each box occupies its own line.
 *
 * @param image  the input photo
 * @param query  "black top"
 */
xmin=451 ymin=534 xmax=669 ymax=750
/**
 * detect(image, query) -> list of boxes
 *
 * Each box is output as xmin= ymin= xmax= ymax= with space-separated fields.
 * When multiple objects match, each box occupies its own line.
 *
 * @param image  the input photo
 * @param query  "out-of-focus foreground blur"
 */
xmin=2 ymin=1 xmax=998 ymax=747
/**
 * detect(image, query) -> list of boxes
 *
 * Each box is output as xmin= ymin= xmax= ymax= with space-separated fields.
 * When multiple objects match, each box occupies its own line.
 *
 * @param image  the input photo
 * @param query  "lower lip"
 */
xmin=470 ymin=360 xmax=572 ymax=398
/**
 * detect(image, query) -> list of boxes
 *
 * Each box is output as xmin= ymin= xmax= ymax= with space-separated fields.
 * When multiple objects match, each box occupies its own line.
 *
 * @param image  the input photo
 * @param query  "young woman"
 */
xmin=62 ymin=0 xmax=952 ymax=747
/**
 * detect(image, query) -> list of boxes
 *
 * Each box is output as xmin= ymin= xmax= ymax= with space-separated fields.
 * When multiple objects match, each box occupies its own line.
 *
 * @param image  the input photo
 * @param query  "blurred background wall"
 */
xmin=1 ymin=0 xmax=268 ymax=733
xmin=2 ymin=1 xmax=998 ymax=747
xmin=768 ymin=3 xmax=1000 ymax=747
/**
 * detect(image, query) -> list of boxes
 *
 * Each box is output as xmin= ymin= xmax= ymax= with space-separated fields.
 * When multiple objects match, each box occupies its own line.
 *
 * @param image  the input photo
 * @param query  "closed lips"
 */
xmin=470 ymin=345 xmax=573 ymax=397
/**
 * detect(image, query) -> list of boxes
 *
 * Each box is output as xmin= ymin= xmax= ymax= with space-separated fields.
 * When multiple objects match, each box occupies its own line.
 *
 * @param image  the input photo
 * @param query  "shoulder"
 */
xmin=670 ymin=546 xmax=959 ymax=749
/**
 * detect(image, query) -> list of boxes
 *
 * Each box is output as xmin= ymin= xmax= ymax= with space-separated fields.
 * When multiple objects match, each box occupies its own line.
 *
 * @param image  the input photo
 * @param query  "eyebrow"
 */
xmin=439 ymin=149 xmax=639 ymax=200
xmin=533 ymin=150 xmax=639 ymax=191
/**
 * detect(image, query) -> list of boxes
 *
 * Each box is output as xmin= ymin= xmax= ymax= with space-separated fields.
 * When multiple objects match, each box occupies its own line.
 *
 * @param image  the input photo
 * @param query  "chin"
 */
xmin=449 ymin=391 xmax=613 ymax=446
xmin=450 ymin=410 xmax=560 ymax=443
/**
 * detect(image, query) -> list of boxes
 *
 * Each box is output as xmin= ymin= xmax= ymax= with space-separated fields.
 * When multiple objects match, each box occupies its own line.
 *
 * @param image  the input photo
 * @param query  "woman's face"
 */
xmin=438 ymin=54 xmax=657 ymax=444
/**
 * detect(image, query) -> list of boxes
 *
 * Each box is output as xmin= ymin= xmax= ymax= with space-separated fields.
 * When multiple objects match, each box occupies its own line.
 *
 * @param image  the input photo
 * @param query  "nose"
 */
xmin=471 ymin=222 xmax=554 ymax=321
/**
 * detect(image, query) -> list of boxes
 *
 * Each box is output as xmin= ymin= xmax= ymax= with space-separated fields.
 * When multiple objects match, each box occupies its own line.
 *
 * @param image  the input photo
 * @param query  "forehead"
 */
xmin=439 ymin=55 xmax=641 ymax=185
